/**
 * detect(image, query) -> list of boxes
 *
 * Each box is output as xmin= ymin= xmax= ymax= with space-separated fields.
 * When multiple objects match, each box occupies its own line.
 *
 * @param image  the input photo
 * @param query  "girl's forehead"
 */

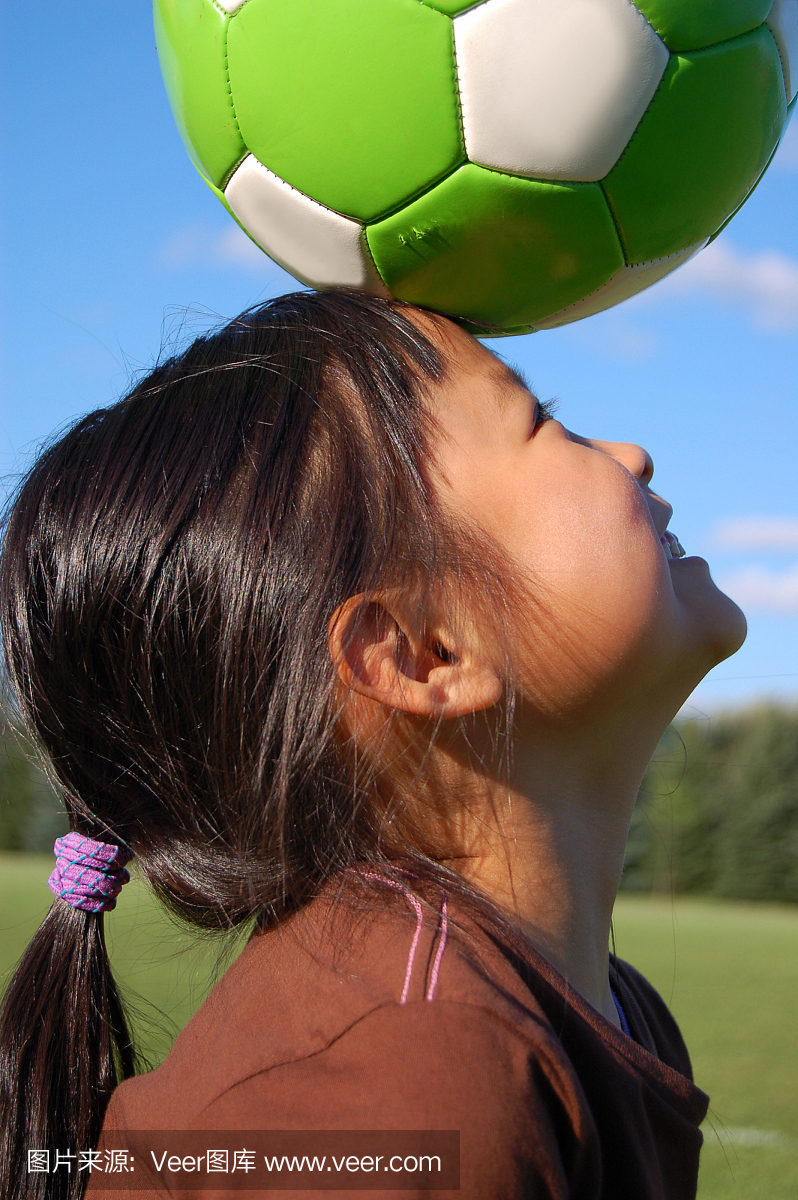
xmin=407 ymin=310 xmax=509 ymax=412
xmin=423 ymin=341 xmax=524 ymax=439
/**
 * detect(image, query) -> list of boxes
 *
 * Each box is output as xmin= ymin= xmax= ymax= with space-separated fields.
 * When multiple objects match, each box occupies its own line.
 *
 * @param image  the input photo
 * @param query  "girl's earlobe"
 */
xmin=432 ymin=654 xmax=503 ymax=718
xmin=328 ymin=595 xmax=502 ymax=718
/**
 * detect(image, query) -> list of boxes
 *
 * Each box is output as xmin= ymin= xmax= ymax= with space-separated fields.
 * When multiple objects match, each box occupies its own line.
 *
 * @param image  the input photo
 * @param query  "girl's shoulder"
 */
xmin=101 ymin=873 xmax=705 ymax=1123
xmin=108 ymin=877 xmax=564 ymax=1121
xmin=93 ymin=879 xmax=709 ymax=1199
xmin=96 ymin=880 xmax=599 ymax=1196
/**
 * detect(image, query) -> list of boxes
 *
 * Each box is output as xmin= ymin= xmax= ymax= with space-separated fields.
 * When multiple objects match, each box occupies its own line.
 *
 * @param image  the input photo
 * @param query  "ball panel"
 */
xmin=603 ymin=30 xmax=786 ymax=263
xmin=533 ymin=240 xmax=707 ymax=328
xmin=366 ymin=163 xmax=624 ymax=330
xmin=225 ymin=155 xmax=390 ymax=293
xmin=707 ymin=93 xmax=796 ymax=244
xmin=629 ymin=0 xmax=772 ymax=54
xmin=154 ymin=0 xmax=247 ymax=188
xmin=767 ymin=0 xmax=798 ymax=101
xmin=455 ymin=0 xmax=668 ymax=181
xmin=422 ymin=1 xmax=482 ymax=15
xmin=226 ymin=0 xmax=465 ymax=223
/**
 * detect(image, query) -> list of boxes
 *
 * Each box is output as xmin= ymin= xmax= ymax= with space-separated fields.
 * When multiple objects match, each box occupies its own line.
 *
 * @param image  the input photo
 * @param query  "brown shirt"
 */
xmin=88 ymin=876 xmax=708 ymax=1198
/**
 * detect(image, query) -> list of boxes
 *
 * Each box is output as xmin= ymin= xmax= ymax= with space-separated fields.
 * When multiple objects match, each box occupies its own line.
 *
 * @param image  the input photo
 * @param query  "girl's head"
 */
xmin=2 ymin=289 xmax=744 ymax=913
xmin=0 ymin=289 xmax=744 ymax=1198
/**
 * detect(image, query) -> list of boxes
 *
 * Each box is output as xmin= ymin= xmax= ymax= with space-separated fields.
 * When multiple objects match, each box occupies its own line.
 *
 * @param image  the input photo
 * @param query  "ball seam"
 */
xmin=764 ymin=21 xmax=791 ymax=102
xmin=448 ymin=11 xmax=467 ymax=155
xmin=360 ymin=229 xmax=393 ymax=297
xmin=598 ymin=179 xmax=631 ymax=264
xmin=220 ymin=11 xmax=248 ymax=192
xmin=416 ymin=1 xmax=486 ymax=16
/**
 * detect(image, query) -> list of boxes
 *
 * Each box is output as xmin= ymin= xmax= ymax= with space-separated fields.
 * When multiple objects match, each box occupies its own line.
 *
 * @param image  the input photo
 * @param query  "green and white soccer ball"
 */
xmin=155 ymin=0 xmax=798 ymax=335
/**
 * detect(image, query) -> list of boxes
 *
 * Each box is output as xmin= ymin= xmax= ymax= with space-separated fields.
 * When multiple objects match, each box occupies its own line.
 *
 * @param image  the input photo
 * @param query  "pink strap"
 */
xmin=427 ymin=896 xmax=448 ymax=1002
xmin=358 ymin=871 xmax=448 ymax=1003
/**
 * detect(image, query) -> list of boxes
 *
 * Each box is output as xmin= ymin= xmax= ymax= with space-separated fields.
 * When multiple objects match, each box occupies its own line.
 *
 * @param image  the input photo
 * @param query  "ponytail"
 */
xmin=0 ymin=897 xmax=136 ymax=1200
xmin=1 ymin=833 xmax=137 ymax=1199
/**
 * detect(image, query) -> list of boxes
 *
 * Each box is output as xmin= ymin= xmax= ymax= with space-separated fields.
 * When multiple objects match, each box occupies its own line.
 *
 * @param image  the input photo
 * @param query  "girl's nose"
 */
xmin=590 ymin=440 xmax=655 ymax=486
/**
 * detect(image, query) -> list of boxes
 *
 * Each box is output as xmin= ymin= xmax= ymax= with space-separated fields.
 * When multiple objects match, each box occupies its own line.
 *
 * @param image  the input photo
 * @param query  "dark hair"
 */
xmin=0 ymin=290 xmax=517 ymax=1200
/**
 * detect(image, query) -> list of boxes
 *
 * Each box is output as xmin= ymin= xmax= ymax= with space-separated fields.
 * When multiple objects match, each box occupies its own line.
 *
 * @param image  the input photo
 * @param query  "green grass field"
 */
xmin=1 ymin=854 xmax=796 ymax=1198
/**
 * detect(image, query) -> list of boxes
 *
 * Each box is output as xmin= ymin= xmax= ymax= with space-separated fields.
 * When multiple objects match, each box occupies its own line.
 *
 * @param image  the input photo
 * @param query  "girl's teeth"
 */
xmin=661 ymin=531 xmax=685 ymax=559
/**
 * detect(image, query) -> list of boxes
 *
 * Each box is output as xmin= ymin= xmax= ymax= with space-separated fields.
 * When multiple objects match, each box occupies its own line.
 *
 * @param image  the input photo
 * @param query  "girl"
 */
xmin=0 ymin=289 xmax=745 ymax=1200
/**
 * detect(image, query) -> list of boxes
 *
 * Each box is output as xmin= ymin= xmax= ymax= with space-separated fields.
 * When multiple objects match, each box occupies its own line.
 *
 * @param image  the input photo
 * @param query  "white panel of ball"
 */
xmin=225 ymin=156 xmax=389 ymax=294
xmin=454 ymin=0 xmax=669 ymax=182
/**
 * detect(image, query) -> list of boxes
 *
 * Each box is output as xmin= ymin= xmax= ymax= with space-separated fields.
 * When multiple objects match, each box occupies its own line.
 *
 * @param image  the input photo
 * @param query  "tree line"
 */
xmin=2 ymin=702 xmax=798 ymax=903
xmin=0 ymin=708 xmax=69 ymax=854
xmin=623 ymin=703 xmax=798 ymax=903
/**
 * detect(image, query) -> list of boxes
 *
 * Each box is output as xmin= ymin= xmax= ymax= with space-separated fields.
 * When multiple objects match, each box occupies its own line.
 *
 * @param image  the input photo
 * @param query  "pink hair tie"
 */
xmin=48 ymin=832 xmax=133 ymax=914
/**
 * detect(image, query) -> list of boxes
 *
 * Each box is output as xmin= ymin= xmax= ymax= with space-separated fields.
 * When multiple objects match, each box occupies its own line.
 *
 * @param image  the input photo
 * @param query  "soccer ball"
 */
xmin=155 ymin=0 xmax=798 ymax=335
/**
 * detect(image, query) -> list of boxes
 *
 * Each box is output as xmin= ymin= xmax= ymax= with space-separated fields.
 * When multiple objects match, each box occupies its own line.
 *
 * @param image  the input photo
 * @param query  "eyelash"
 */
xmin=534 ymin=397 xmax=559 ymax=426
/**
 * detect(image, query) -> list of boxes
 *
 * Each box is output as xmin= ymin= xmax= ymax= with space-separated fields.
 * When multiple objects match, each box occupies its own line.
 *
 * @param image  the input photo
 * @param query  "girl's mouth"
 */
xmin=660 ymin=530 xmax=685 ymax=560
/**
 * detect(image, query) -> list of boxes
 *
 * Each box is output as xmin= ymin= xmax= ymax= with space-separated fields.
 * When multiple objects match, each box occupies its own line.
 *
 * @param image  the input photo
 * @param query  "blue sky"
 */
xmin=2 ymin=3 xmax=798 ymax=716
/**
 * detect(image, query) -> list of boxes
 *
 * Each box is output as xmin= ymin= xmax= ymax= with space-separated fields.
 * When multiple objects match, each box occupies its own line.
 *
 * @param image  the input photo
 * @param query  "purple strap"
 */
xmin=48 ymin=832 xmax=133 ymax=913
xmin=610 ymin=983 xmax=632 ymax=1037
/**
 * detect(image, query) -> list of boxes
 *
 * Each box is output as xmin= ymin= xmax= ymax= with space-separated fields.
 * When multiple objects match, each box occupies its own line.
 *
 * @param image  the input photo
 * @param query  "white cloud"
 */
xmin=712 ymin=516 xmax=798 ymax=552
xmin=160 ymin=224 xmax=207 ymax=267
xmin=212 ymin=225 xmax=273 ymax=269
xmin=577 ymin=314 xmax=659 ymax=360
xmin=717 ymin=564 xmax=798 ymax=614
xmin=160 ymin=223 xmax=294 ymax=283
xmin=657 ymin=238 xmax=798 ymax=329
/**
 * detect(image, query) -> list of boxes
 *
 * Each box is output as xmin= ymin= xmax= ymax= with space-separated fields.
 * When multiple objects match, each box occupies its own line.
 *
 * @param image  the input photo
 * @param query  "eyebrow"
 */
xmin=491 ymin=362 xmax=535 ymax=408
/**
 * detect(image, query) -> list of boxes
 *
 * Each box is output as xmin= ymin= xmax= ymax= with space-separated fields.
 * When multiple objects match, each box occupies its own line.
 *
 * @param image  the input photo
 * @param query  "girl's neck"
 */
xmin=457 ymin=792 xmax=630 ymax=1027
xmin=439 ymin=707 xmax=667 ymax=1028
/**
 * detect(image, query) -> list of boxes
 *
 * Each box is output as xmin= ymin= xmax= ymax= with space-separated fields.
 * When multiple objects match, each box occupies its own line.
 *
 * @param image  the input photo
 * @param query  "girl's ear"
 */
xmin=328 ymin=594 xmax=502 ymax=718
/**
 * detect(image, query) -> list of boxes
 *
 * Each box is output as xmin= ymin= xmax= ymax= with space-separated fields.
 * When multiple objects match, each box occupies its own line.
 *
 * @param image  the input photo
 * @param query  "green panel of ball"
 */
xmin=367 ymin=164 xmax=624 ymax=332
xmin=154 ymin=0 xmax=246 ymax=189
xmin=708 ymin=92 xmax=798 ymax=244
xmin=630 ymin=0 xmax=773 ymax=53
xmin=603 ymin=28 xmax=786 ymax=263
xmin=421 ymin=0 xmax=484 ymax=14
xmin=227 ymin=0 xmax=465 ymax=223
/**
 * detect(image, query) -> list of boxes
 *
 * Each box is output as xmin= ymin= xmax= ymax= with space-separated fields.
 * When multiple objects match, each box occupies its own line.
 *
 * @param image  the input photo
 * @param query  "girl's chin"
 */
xmin=711 ymin=595 xmax=748 ymax=662
xmin=672 ymin=558 xmax=747 ymax=664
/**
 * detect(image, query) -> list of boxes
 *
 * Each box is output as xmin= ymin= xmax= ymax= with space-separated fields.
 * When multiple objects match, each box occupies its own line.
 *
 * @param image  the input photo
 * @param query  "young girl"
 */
xmin=0 ymin=289 xmax=745 ymax=1200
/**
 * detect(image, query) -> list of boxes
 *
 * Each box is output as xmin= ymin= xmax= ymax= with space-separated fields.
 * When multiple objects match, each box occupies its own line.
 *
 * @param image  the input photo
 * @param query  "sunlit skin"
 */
xmin=330 ymin=312 xmax=747 ymax=1030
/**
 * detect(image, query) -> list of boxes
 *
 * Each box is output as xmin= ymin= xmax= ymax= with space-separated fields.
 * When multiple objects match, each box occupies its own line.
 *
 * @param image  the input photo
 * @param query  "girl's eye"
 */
xmin=534 ymin=397 xmax=559 ymax=428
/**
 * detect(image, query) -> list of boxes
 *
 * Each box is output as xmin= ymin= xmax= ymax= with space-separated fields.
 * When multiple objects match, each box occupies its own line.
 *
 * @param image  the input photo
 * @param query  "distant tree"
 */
xmin=0 ymin=707 xmax=67 ymax=852
xmin=624 ymin=706 xmax=798 ymax=903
